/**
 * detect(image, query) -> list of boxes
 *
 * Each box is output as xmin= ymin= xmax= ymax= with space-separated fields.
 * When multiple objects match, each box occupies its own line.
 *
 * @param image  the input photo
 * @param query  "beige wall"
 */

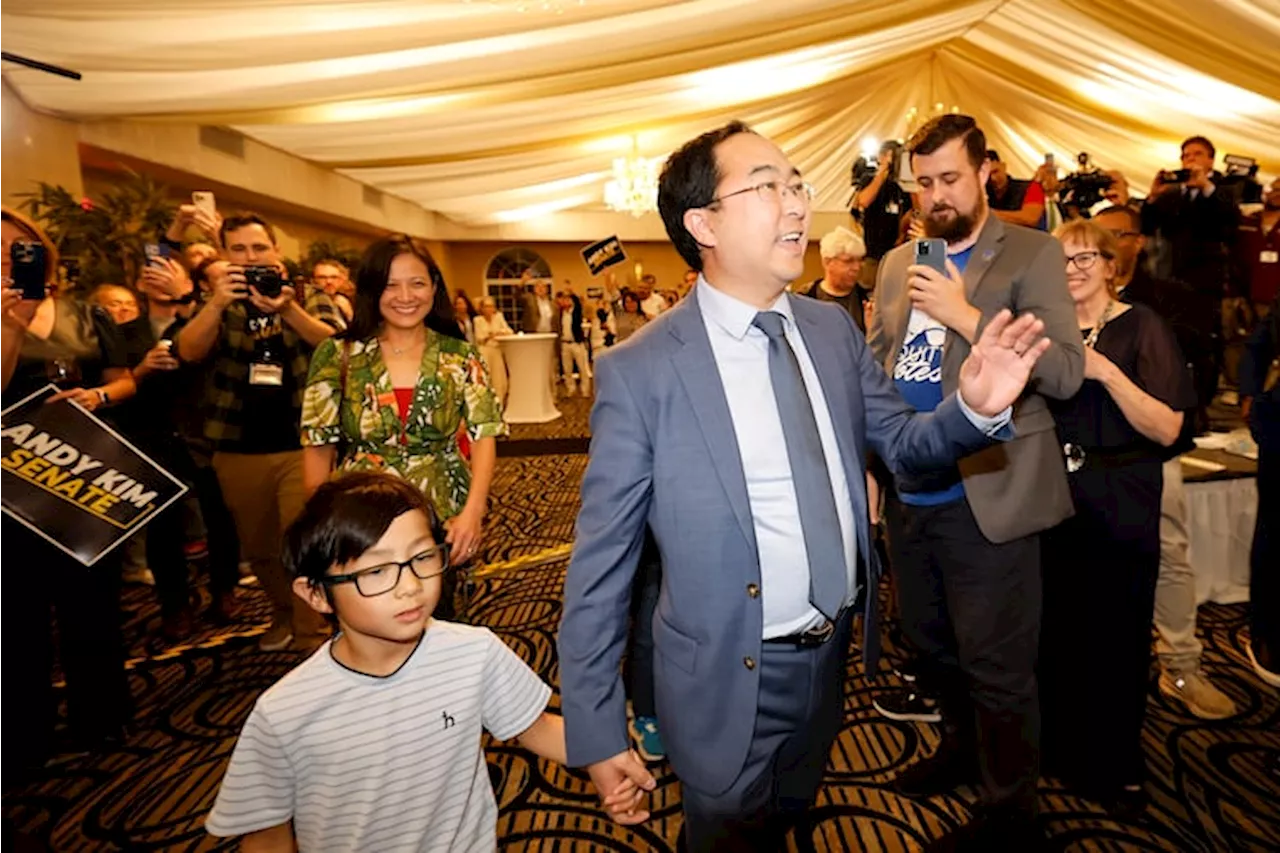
xmin=446 ymin=239 xmax=825 ymax=298
xmin=2 ymin=81 xmax=84 ymax=208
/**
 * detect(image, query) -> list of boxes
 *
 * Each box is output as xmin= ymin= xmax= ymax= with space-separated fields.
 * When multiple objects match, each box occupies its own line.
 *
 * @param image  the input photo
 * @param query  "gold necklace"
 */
xmin=1082 ymin=299 xmax=1116 ymax=350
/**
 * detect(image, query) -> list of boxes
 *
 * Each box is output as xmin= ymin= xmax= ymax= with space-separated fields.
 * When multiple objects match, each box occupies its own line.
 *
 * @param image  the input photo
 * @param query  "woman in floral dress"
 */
xmin=300 ymin=235 xmax=506 ymax=568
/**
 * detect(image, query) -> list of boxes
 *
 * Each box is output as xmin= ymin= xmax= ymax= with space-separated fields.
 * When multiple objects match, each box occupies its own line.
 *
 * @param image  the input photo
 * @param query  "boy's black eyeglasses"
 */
xmin=321 ymin=546 xmax=450 ymax=597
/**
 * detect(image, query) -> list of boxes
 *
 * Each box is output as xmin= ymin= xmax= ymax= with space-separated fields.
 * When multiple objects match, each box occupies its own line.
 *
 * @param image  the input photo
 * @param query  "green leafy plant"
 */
xmin=302 ymin=238 xmax=364 ymax=275
xmin=16 ymin=172 xmax=177 ymax=292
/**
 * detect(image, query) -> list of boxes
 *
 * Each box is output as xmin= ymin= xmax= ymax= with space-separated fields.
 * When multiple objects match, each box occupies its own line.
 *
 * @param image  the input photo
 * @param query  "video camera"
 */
xmin=1057 ymin=152 xmax=1114 ymax=216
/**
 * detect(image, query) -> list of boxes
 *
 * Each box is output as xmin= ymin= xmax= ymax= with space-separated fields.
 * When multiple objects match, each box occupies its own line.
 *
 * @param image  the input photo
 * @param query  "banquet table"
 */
xmin=496 ymin=333 xmax=561 ymax=424
xmin=1180 ymin=448 xmax=1257 ymax=605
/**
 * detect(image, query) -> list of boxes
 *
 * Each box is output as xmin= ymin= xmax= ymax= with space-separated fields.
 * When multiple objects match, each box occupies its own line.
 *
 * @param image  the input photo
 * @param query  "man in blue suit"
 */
xmin=558 ymin=122 xmax=1053 ymax=852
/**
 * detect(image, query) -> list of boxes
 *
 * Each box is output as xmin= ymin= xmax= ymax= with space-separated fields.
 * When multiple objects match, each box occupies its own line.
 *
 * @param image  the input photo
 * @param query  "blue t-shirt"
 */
xmin=893 ymin=246 xmax=974 ymax=505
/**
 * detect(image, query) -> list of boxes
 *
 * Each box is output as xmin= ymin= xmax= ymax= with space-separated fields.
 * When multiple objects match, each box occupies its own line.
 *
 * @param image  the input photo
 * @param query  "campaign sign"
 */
xmin=1 ymin=385 xmax=188 ymax=567
xmin=581 ymin=236 xmax=627 ymax=276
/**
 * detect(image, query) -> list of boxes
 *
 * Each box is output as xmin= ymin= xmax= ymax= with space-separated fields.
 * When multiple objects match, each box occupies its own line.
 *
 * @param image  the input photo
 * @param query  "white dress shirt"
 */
xmin=535 ymin=297 xmax=554 ymax=332
xmin=640 ymin=292 xmax=666 ymax=320
xmin=698 ymin=279 xmax=859 ymax=639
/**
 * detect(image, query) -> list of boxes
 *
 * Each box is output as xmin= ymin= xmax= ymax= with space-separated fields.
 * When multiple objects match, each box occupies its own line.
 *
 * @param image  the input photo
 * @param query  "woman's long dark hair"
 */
xmin=346 ymin=235 xmax=462 ymax=341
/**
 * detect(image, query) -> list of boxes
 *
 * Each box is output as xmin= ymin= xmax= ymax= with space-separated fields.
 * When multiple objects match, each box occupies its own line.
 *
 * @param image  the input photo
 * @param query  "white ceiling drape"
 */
xmin=4 ymin=0 xmax=1277 ymax=226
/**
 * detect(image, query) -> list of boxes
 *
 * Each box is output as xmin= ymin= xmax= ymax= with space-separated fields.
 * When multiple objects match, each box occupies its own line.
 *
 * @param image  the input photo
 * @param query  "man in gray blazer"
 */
xmin=559 ymin=121 xmax=1055 ymax=853
xmin=867 ymin=115 xmax=1083 ymax=847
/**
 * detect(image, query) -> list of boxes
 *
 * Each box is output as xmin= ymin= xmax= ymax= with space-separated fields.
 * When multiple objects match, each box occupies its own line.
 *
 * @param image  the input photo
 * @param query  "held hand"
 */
xmin=212 ymin=265 xmax=249 ymax=309
xmin=957 ymin=309 xmax=1051 ymax=417
xmin=165 ymin=205 xmax=195 ymax=242
xmin=1083 ymin=346 xmax=1116 ymax=382
xmin=140 ymin=258 xmax=191 ymax=300
xmin=907 ymin=259 xmax=971 ymax=332
xmin=248 ymin=284 xmax=296 ymax=315
xmin=587 ymin=750 xmax=657 ymax=826
xmin=191 ymin=207 xmax=223 ymax=242
xmin=1187 ymin=165 xmax=1213 ymax=192
xmin=46 ymin=387 xmax=103 ymax=412
xmin=444 ymin=507 xmax=484 ymax=565
xmin=2 ymin=287 xmax=39 ymax=331
xmin=135 ymin=343 xmax=180 ymax=379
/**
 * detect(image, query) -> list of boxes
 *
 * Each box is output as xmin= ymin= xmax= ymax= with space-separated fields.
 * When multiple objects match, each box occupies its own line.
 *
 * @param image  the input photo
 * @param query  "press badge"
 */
xmin=249 ymin=363 xmax=285 ymax=386
xmin=1261 ymin=250 xmax=1279 ymax=264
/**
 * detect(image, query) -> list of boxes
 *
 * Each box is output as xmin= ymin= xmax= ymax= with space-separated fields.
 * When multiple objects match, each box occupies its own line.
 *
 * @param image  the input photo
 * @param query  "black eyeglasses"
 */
xmin=709 ymin=180 xmax=816 ymax=207
xmin=321 ymin=546 xmax=450 ymax=597
xmin=1065 ymin=251 xmax=1104 ymax=270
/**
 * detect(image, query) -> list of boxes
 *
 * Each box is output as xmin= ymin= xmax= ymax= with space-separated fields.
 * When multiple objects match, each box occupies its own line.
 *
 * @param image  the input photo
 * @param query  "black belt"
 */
xmin=1063 ymin=443 xmax=1158 ymax=473
xmin=764 ymin=614 xmax=840 ymax=648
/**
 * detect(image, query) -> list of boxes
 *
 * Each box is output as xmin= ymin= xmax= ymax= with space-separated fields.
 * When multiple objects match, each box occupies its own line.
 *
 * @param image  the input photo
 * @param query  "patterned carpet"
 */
xmin=4 ymin=450 xmax=1277 ymax=852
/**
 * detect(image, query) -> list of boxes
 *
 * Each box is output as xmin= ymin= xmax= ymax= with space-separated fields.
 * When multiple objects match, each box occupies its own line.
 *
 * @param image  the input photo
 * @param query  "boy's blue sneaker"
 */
xmin=629 ymin=715 xmax=665 ymax=761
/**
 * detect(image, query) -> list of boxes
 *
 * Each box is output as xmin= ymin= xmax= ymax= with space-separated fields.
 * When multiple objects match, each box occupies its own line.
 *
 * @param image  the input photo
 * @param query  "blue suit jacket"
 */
xmin=558 ymin=287 xmax=998 ymax=795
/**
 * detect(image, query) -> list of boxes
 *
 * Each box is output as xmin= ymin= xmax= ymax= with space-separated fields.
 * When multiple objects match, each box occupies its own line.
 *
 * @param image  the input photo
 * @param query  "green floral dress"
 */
xmin=300 ymin=333 xmax=507 ymax=519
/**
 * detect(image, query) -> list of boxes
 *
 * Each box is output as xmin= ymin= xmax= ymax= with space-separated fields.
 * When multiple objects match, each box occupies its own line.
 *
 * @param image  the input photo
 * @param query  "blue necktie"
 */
xmin=753 ymin=311 xmax=846 ymax=620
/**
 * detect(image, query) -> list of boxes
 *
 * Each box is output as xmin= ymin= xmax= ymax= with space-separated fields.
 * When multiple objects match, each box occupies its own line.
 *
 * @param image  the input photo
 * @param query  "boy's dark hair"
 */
xmin=907 ymin=114 xmax=987 ymax=170
xmin=283 ymin=473 xmax=447 ymax=590
xmin=657 ymin=120 xmax=754 ymax=271
xmin=219 ymin=212 xmax=277 ymax=249
xmin=1181 ymin=135 xmax=1216 ymax=160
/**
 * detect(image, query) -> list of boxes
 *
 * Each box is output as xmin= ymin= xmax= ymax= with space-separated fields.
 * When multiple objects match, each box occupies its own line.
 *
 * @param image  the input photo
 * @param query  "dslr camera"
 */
xmin=243 ymin=265 xmax=284 ymax=298
xmin=1058 ymin=152 xmax=1114 ymax=216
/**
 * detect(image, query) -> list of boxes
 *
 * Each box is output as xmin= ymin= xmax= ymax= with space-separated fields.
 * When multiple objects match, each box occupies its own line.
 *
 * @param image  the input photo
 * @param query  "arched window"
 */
xmin=484 ymin=248 xmax=552 ymax=331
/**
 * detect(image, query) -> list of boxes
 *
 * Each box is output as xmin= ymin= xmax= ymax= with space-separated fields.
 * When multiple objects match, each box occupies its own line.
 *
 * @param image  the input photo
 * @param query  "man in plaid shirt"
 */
xmin=176 ymin=212 xmax=341 ymax=652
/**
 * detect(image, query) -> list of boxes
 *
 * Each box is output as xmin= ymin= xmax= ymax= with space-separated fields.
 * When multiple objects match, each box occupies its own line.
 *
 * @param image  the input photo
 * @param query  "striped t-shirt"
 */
xmin=206 ymin=621 xmax=552 ymax=851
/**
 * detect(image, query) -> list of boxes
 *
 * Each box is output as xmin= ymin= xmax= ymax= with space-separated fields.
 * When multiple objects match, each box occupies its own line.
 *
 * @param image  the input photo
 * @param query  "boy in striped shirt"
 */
xmin=207 ymin=473 xmax=651 ymax=851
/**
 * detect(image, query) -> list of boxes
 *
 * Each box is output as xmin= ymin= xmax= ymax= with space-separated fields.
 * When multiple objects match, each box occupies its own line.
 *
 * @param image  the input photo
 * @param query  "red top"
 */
xmin=393 ymin=387 xmax=414 ymax=422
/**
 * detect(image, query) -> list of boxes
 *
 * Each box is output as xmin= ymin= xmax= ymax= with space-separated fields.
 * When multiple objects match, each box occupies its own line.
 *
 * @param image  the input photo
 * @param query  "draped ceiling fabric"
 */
xmin=3 ymin=0 xmax=1278 ymax=229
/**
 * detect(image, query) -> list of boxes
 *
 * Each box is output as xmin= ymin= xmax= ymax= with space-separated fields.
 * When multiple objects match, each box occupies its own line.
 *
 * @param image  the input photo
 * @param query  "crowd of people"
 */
xmin=0 ymin=109 xmax=1275 ymax=853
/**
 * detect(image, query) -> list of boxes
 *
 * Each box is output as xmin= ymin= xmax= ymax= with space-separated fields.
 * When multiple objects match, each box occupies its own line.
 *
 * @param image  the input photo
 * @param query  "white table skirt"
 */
xmin=1185 ymin=477 xmax=1256 ymax=605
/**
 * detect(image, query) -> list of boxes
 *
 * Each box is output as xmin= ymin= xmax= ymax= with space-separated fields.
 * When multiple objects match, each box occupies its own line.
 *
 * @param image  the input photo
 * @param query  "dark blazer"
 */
xmin=868 ymin=216 xmax=1084 ymax=543
xmin=559 ymin=295 xmax=586 ymax=343
xmin=1141 ymin=178 xmax=1239 ymax=295
xmin=559 ymin=287 xmax=1000 ymax=795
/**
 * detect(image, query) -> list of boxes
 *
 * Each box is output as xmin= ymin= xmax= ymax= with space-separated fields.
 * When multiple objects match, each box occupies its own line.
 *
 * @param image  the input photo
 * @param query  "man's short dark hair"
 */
xmin=907 ymin=114 xmax=987 ymax=170
xmin=219 ymin=212 xmax=277 ymax=249
xmin=658 ymin=120 xmax=755 ymax=271
xmin=985 ymin=149 xmax=1001 ymax=162
xmin=1094 ymin=204 xmax=1143 ymax=232
xmin=283 ymin=473 xmax=446 ymax=591
xmin=1181 ymin=136 xmax=1216 ymax=159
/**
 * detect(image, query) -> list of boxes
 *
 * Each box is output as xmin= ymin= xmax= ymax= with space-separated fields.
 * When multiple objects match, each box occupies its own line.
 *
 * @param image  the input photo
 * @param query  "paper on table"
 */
xmin=1181 ymin=455 xmax=1228 ymax=473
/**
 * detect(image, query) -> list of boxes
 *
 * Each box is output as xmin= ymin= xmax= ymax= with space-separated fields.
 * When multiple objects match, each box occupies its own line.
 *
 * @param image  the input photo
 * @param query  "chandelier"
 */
xmin=604 ymin=141 xmax=661 ymax=217
xmin=462 ymin=0 xmax=584 ymax=12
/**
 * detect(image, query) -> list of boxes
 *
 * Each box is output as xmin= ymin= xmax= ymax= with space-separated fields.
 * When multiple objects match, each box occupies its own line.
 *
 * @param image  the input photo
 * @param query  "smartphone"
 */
xmin=913 ymin=238 xmax=948 ymax=277
xmin=243 ymin=265 xmax=284 ymax=298
xmin=144 ymin=243 xmax=172 ymax=265
xmin=1044 ymin=153 xmax=1055 ymax=169
xmin=192 ymin=191 xmax=216 ymax=216
xmin=10 ymin=240 xmax=48 ymax=300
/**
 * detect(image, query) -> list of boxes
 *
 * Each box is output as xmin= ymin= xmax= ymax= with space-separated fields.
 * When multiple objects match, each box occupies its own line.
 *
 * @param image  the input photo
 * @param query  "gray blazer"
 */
xmin=867 ymin=217 xmax=1084 ymax=543
xmin=558 ymin=287 xmax=1000 ymax=796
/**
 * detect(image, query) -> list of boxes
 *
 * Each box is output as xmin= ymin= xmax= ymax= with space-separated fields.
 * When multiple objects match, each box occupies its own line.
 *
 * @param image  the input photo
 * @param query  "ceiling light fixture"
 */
xmin=603 ymin=138 xmax=661 ymax=217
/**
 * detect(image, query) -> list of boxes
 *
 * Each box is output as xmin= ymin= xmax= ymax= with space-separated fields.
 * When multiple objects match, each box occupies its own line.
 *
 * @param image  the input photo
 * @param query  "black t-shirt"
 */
xmin=854 ymin=176 xmax=910 ymax=260
xmin=3 ymin=299 xmax=129 ymax=407
xmin=237 ymin=309 xmax=302 ymax=454
xmin=800 ymin=279 xmax=870 ymax=334
xmin=1050 ymin=304 xmax=1196 ymax=460
xmin=114 ymin=313 xmax=210 ymax=445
